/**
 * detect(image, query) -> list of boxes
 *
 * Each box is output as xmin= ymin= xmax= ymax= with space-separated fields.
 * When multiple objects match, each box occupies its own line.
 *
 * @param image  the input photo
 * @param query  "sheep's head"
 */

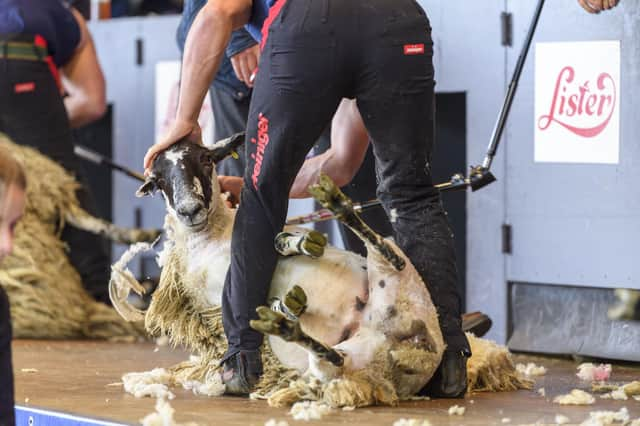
xmin=137 ymin=133 xmax=244 ymax=231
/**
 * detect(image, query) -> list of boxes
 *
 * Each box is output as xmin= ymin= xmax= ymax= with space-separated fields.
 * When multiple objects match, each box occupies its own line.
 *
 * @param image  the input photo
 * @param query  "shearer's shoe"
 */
xmin=222 ymin=350 xmax=263 ymax=396
xmin=420 ymin=348 xmax=471 ymax=398
xmin=461 ymin=311 xmax=493 ymax=337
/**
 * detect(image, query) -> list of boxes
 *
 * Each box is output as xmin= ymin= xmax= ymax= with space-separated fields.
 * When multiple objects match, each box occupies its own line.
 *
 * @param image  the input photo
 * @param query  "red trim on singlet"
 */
xmin=260 ymin=0 xmax=288 ymax=51
xmin=34 ymin=34 xmax=62 ymax=91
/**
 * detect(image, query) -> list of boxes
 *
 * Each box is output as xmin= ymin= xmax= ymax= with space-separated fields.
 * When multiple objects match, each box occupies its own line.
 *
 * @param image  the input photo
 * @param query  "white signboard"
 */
xmin=155 ymin=61 xmax=215 ymax=147
xmin=535 ymin=41 xmax=620 ymax=164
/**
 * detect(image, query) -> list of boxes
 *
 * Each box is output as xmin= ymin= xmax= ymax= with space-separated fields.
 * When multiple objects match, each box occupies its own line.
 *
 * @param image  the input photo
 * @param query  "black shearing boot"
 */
xmin=420 ymin=347 xmax=471 ymax=398
xmin=222 ymin=350 xmax=263 ymax=396
xmin=461 ymin=311 xmax=493 ymax=338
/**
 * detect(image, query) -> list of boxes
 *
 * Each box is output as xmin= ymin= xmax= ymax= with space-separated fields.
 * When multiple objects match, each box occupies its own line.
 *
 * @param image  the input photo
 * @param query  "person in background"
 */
xmin=176 ymin=0 xmax=257 ymax=177
xmin=0 ymin=146 xmax=27 ymax=426
xmin=0 ymin=0 xmax=111 ymax=304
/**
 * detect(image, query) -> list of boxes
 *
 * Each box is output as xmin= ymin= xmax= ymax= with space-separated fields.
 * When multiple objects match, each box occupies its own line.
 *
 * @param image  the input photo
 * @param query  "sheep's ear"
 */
xmin=136 ymin=177 xmax=157 ymax=198
xmin=208 ymin=132 xmax=245 ymax=163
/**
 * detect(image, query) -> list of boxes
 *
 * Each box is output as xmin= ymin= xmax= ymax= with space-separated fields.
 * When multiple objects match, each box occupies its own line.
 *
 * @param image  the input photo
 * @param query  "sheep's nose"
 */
xmin=177 ymin=203 xmax=203 ymax=219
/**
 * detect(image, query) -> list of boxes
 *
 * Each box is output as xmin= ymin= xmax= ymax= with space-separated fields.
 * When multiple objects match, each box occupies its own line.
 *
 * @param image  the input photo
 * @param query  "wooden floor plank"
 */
xmin=12 ymin=340 xmax=640 ymax=425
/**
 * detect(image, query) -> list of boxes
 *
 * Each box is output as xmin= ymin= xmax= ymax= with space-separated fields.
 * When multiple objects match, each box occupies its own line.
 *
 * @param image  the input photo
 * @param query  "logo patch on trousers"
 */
xmin=404 ymin=44 xmax=425 ymax=55
xmin=14 ymin=82 xmax=36 ymax=93
xmin=250 ymin=113 xmax=270 ymax=190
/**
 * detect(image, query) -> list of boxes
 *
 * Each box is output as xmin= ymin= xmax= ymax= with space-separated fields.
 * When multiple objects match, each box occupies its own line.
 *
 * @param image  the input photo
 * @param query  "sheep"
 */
xmin=113 ymin=135 xmax=530 ymax=407
xmin=0 ymin=133 xmax=158 ymax=339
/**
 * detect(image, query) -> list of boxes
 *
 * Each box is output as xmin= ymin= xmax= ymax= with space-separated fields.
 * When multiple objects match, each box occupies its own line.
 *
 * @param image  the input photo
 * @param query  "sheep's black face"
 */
xmin=139 ymin=141 xmax=217 ymax=230
xmin=137 ymin=133 xmax=244 ymax=230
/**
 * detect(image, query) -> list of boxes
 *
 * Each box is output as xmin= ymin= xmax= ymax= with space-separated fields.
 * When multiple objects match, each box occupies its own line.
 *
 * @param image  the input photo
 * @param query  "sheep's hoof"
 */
xmin=251 ymin=306 xmax=301 ymax=341
xmin=251 ymin=307 xmax=345 ymax=367
xmin=284 ymin=285 xmax=308 ymax=317
xmin=308 ymin=174 xmax=354 ymax=221
xmin=300 ymin=230 xmax=328 ymax=258
xmin=274 ymin=230 xmax=327 ymax=258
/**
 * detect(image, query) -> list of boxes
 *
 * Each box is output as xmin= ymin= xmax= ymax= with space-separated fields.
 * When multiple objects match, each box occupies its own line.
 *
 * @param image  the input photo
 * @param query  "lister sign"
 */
xmin=535 ymin=41 xmax=620 ymax=164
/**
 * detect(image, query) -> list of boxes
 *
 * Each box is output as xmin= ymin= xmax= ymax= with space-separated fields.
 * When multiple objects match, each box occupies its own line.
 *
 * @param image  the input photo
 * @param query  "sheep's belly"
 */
xmin=269 ymin=247 xmax=369 ymax=371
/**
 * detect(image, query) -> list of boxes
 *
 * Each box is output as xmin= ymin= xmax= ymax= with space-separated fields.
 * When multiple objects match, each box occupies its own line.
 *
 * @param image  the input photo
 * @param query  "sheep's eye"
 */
xmin=200 ymin=152 xmax=214 ymax=165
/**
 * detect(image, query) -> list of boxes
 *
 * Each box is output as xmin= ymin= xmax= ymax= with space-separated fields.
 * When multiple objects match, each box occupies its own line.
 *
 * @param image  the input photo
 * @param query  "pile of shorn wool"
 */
xmin=143 ymin=279 xmax=531 ymax=408
xmin=141 ymin=300 xmax=531 ymax=408
xmin=0 ymin=134 xmax=145 ymax=339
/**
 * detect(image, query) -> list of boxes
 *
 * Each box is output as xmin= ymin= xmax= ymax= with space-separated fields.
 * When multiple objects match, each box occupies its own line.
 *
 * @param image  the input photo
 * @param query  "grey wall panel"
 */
xmin=505 ymin=1 xmax=639 ymax=289
xmin=420 ymin=1 xmax=508 ymax=342
xmin=89 ymin=17 xmax=181 ymax=266
xmin=508 ymin=217 xmax=639 ymax=287
xmin=89 ymin=18 xmax=143 ymax=262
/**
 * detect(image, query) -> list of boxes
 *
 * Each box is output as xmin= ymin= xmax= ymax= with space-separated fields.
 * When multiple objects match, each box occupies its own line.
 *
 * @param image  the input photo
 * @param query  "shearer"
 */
xmin=144 ymin=0 xmax=620 ymax=399
xmin=0 ymin=0 xmax=111 ymax=304
xmin=145 ymin=0 xmax=471 ymax=398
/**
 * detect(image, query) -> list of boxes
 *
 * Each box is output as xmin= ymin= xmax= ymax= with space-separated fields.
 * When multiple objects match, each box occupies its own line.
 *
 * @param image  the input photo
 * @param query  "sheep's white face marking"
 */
xmin=165 ymin=147 xmax=187 ymax=166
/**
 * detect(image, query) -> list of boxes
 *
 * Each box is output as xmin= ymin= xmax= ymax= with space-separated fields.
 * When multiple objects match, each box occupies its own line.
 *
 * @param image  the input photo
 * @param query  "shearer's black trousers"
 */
xmin=222 ymin=0 xmax=469 ymax=359
xmin=0 ymin=55 xmax=111 ymax=304
xmin=0 ymin=287 xmax=15 ymax=426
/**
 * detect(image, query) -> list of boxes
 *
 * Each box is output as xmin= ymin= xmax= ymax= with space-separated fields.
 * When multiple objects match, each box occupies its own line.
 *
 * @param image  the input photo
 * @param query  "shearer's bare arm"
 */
xmin=290 ymin=99 xmax=370 ymax=199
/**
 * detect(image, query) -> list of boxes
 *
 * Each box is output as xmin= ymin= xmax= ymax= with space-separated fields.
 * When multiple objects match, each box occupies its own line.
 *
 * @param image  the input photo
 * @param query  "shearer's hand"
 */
xmin=578 ymin=0 xmax=619 ymax=13
xmin=230 ymin=44 xmax=260 ymax=88
xmin=218 ymin=175 xmax=244 ymax=208
xmin=144 ymin=119 xmax=202 ymax=173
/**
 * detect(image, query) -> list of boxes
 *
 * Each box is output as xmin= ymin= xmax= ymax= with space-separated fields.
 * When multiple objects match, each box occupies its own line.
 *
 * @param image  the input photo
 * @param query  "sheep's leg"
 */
xmin=283 ymin=284 xmax=308 ymax=317
xmin=308 ymin=174 xmax=405 ymax=271
xmin=66 ymin=203 xmax=161 ymax=245
xmin=274 ymin=230 xmax=327 ymax=258
xmin=251 ymin=306 xmax=344 ymax=367
xmin=269 ymin=284 xmax=308 ymax=320
xmin=108 ymin=241 xmax=156 ymax=322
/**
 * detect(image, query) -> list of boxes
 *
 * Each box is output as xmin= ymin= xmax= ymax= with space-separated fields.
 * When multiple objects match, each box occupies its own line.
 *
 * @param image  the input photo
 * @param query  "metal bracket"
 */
xmin=502 ymin=224 xmax=512 ymax=254
xmin=501 ymin=12 xmax=513 ymax=47
xmin=136 ymin=38 xmax=144 ymax=66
